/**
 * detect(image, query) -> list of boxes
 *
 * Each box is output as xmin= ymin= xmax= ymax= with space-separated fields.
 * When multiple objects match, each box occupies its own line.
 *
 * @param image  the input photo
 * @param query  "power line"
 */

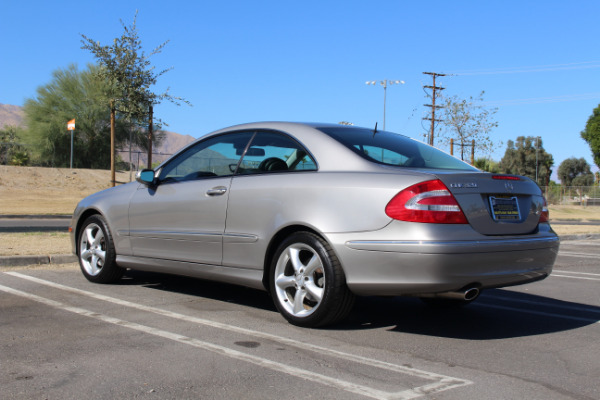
xmin=447 ymin=61 xmax=600 ymax=76
xmin=482 ymin=92 xmax=600 ymax=106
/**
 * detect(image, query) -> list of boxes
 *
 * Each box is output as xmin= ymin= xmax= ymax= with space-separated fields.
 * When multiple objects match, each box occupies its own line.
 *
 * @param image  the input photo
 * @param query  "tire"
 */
xmin=269 ymin=232 xmax=355 ymax=327
xmin=77 ymin=215 xmax=124 ymax=283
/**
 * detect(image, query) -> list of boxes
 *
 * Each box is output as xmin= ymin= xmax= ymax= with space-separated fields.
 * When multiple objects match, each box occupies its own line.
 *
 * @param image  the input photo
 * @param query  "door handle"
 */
xmin=206 ymin=186 xmax=227 ymax=196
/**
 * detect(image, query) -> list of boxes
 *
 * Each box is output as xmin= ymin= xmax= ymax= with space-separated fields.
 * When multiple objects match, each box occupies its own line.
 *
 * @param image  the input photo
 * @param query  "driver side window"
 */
xmin=158 ymin=132 xmax=253 ymax=182
xmin=236 ymin=131 xmax=317 ymax=175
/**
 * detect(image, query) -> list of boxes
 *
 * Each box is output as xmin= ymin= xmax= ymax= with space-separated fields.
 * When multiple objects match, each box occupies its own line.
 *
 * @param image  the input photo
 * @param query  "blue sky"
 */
xmin=2 ymin=0 xmax=599 ymax=180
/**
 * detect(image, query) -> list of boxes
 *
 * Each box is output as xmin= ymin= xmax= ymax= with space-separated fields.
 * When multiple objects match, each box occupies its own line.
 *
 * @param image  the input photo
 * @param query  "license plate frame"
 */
xmin=489 ymin=196 xmax=521 ymax=221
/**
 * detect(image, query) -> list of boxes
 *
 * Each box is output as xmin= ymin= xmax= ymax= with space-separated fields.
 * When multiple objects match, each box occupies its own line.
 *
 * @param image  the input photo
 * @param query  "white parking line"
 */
xmin=552 ymin=274 xmax=600 ymax=282
xmin=2 ymin=272 xmax=472 ymax=399
xmin=551 ymin=269 xmax=600 ymax=282
xmin=0 ymin=283 xmax=396 ymax=399
xmin=553 ymin=270 xmax=600 ymax=277
xmin=557 ymin=251 xmax=599 ymax=259
xmin=559 ymin=241 xmax=600 ymax=246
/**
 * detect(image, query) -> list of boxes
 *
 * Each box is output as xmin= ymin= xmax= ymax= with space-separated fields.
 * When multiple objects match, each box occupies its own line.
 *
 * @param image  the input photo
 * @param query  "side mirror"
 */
xmin=136 ymin=169 xmax=156 ymax=186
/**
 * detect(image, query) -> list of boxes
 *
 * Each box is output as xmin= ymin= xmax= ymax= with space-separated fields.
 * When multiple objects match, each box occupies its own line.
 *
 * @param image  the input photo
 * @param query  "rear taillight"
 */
xmin=385 ymin=179 xmax=468 ymax=224
xmin=539 ymin=197 xmax=549 ymax=223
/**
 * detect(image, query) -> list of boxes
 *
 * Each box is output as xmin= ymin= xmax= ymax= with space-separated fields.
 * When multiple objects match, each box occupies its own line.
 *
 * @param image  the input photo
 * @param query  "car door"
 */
xmin=223 ymin=130 xmax=318 ymax=270
xmin=128 ymin=131 xmax=254 ymax=265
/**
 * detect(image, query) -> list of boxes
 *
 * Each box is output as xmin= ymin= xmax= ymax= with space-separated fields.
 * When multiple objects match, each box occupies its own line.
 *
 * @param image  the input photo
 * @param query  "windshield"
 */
xmin=318 ymin=126 xmax=478 ymax=171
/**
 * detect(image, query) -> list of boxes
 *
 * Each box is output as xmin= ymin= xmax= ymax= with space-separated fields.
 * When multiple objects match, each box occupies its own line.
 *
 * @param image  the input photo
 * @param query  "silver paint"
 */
xmin=70 ymin=122 xmax=559 ymax=298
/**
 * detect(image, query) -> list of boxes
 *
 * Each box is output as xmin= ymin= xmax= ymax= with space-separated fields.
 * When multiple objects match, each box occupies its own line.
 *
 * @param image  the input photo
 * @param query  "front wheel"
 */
xmin=78 ymin=215 xmax=124 ymax=283
xmin=270 ymin=232 xmax=354 ymax=327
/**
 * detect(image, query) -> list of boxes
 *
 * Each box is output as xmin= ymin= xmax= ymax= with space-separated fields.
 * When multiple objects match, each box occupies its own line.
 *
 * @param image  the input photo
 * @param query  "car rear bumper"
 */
xmin=329 ymin=233 xmax=559 ymax=296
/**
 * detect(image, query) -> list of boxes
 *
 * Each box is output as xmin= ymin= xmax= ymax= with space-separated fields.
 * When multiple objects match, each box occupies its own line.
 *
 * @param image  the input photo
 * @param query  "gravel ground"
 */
xmin=0 ymin=232 xmax=71 ymax=256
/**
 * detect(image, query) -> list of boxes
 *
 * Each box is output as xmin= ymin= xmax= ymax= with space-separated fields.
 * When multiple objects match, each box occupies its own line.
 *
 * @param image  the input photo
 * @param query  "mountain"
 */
xmin=119 ymin=130 xmax=196 ymax=168
xmin=154 ymin=130 xmax=196 ymax=156
xmin=0 ymin=103 xmax=25 ymax=128
xmin=0 ymin=103 xmax=196 ymax=167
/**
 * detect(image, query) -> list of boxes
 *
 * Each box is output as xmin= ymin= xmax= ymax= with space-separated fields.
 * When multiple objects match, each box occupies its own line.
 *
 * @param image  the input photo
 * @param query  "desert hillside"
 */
xmin=0 ymin=103 xmax=25 ymax=128
xmin=0 ymin=165 xmax=131 ymax=215
xmin=1 ymin=104 xmax=199 ymax=215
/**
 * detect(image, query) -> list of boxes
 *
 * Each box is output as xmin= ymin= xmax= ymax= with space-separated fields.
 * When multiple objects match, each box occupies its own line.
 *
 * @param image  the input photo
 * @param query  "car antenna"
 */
xmin=372 ymin=122 xmax=378 ymax=137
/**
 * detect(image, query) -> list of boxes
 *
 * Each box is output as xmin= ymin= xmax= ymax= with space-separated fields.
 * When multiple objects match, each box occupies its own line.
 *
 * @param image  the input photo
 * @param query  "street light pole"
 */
xmin=366 ymin=79 xmax=405 ymax=130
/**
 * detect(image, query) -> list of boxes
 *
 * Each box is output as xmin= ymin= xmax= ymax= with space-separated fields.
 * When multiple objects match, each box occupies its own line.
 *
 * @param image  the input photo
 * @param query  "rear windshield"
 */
xmin=318 ymin=126 xmax=478 ymax=171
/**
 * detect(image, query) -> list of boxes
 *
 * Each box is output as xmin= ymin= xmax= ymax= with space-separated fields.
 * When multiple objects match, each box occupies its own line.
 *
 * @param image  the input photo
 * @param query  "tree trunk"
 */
xmin=147 ymin=104 xmax=153 ymax=168
xmin=110 ymin=100 xmax=116 ymax=187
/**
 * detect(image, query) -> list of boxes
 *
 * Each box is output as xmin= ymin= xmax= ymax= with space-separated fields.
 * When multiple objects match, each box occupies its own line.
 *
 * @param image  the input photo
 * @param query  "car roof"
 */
xmin=174 ymin=122 xmax=433 ymax=176
xmin=204 ymin=122 xmax=380 ymax=172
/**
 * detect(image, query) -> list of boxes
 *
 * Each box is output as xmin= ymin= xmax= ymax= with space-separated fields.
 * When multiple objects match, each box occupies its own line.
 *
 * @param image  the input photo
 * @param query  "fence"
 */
xmin=541 ymin=186 xmax=600 ymax=206
xmin=117 ymin=150 xmax=175 ymax=170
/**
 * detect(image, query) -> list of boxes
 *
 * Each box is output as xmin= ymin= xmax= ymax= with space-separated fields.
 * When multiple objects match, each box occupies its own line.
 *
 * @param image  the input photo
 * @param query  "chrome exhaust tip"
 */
xmin=421 ymin=286 xmax=480 ymax=301
xmin=463 ymin=287 xmax=480 ymax=301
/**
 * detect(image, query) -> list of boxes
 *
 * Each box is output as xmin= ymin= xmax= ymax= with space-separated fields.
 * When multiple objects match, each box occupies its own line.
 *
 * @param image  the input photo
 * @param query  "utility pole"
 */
xmin=422 ymin=72 xmax=445 ymax=146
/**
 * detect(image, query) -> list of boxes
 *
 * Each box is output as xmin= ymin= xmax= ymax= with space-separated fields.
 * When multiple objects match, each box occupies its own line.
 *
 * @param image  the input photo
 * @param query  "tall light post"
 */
xmin=366 ymin=79 xmax=405 ymax=130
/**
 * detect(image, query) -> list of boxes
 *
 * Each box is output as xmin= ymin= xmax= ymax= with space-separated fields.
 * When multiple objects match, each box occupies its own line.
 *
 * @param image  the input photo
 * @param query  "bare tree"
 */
xmin=439 ymin=91 xmax=499 ymax=161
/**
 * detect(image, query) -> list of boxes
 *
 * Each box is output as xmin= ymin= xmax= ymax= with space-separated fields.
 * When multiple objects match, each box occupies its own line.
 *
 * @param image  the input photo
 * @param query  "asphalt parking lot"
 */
xmin=1 ymin=239 xmax=599 ymax=400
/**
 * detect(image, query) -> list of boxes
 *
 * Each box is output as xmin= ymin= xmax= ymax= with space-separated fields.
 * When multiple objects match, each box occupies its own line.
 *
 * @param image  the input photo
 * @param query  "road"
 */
xmin=0 ymin=215 xmax=70 ymax=233
xmin=1 ymin=239 xmax=598 ymax=399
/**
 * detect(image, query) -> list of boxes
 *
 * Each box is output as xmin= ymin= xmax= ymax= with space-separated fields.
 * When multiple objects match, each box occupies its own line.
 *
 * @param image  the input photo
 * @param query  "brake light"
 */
xmin=492 ymin=175 xmax=521 ymax=181
xmin=539 ymin=197 xmax=549 ymax=223
xmin=385 ymin=179 xmax=468 ymax=224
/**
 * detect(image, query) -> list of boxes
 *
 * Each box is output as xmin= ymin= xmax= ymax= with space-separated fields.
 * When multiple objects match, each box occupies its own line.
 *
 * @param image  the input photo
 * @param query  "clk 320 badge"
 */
xmin=449 ymin=182 xmax=478 ymax=188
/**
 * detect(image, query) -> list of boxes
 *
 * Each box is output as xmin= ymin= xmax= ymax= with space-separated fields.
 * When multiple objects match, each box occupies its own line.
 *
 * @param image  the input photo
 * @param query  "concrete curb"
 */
xmin=0 ymin=254 xmax=77 ymax=267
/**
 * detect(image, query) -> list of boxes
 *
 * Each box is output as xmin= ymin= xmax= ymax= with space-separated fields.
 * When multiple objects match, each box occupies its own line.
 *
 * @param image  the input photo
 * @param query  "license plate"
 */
xmin=489 ymin=196 xmax=521 ymax=221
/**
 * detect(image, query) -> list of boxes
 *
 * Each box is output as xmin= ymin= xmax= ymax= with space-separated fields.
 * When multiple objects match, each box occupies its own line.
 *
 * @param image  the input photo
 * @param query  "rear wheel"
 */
xmin=270 ymin=232 xmax=354 ymax=327
xmin=78 ymin=215 xmax=123 ymax=283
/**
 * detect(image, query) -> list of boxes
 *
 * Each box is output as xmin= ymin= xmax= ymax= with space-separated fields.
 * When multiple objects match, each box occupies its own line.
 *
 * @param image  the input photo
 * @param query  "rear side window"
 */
xmin=318 ymin=127 xmax=477 ymax=171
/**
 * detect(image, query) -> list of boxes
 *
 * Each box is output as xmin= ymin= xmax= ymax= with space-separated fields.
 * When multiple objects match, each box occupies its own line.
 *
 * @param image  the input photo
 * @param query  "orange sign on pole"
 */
xmin=68 ymin=119 xmax=75 ymax=169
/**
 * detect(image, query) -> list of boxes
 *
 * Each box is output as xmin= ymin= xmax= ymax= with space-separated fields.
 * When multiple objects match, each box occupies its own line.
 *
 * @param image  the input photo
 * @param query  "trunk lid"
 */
xmin=435 ymin=172 xmax=546 ymax=235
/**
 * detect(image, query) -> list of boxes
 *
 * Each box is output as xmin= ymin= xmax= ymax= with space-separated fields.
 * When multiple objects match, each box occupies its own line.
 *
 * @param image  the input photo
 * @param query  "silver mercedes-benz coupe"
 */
xmin=70 ymin=122 xmax=559 ymax=327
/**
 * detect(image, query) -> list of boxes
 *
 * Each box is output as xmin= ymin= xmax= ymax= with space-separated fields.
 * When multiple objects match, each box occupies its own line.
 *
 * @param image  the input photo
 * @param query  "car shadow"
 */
xmin=120 ymin=269 xmax=276 ymax=313
xmin=119 ymin=271 xmax=599 ymax=339
xmin=337 ymin=289 xmax=600 ymax=339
